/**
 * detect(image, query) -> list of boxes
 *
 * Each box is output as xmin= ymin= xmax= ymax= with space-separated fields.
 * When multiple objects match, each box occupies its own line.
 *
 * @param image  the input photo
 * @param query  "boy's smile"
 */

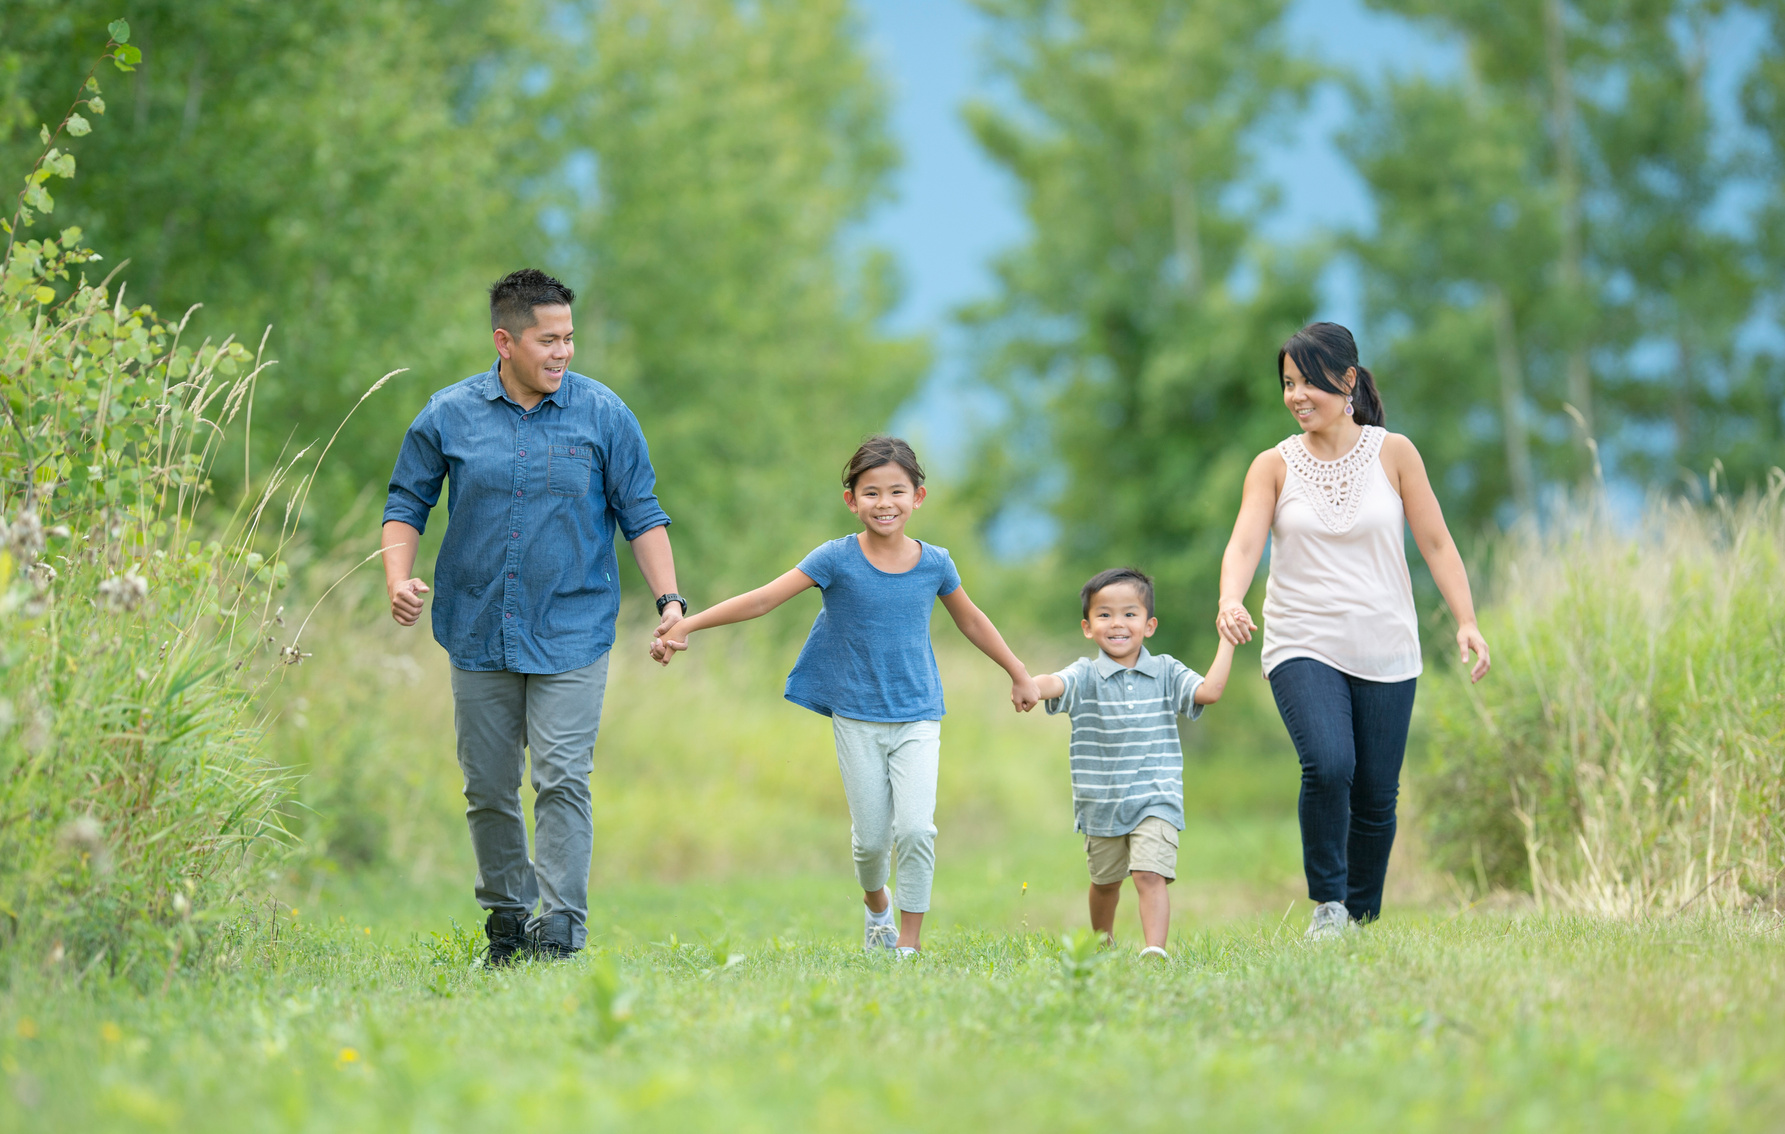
xmin=1082 ymin=582 xmax=1157 ymax=667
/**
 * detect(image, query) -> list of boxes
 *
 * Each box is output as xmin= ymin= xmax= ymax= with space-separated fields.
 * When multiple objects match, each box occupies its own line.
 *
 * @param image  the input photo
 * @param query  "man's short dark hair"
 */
xmin=489 ymin=268 xmax=576 ymax=335
xmin=1080 ymin=567 xmax=1155 ymax=619
xmin=842 ymin=435 xmax=925 ymax=492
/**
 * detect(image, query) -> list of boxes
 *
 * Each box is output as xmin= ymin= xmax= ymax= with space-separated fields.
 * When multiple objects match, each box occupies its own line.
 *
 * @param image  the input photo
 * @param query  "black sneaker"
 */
xmin=529 ymin=912 xmax=580 ymax=961
xmin=484 ymin=910 xmax=530 ymax=968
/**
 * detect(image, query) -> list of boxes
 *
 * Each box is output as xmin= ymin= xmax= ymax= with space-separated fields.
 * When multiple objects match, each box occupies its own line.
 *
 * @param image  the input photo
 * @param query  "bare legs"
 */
xmin=1087 ymin=871 xmax=1170 ymax=950
xmin=864 ymin=886 xmax=925 ymax=949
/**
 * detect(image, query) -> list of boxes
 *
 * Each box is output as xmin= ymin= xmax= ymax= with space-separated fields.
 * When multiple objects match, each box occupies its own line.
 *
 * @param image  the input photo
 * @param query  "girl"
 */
xmin=652 ymin=436 xmax=1040 ymax=954
xmin=1214 ymin=323 xmax=1491 ymax=938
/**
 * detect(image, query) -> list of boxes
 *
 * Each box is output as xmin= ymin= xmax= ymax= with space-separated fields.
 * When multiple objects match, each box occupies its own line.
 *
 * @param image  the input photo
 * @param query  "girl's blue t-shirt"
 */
xmin=784 ymin=535 xmax=962 ymax=723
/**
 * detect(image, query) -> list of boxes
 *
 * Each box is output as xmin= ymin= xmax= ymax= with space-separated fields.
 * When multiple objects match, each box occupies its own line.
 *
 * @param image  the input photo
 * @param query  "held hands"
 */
xmin=389 ymin=578 xmax=429 ymax=626
xmin=649 ymin=607 xmax=688 ymax=667
xmin=1010 ymin=673 xmax=1042 ymax=713
xmin=1215 ymin=598 xmax=1256 ymax=645
xmin=1457 ymin=622 xmax=1491 ymax=683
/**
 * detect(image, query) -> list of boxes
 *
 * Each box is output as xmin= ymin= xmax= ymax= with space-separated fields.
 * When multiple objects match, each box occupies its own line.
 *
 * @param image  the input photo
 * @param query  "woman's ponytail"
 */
xmin=1276 ymin=322 xmax=1385 ymax=428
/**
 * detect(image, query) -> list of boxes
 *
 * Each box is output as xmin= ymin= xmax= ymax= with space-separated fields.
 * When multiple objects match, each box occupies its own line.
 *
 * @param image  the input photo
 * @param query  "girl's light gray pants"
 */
xmin=450 ymin=654 xmax=608 ymax=951
xmin=831 ymin=716 xmax=941 ymax=913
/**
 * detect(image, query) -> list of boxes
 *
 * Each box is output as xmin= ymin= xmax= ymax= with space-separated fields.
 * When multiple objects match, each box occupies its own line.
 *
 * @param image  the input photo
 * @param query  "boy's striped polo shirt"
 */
xmin=1043 ymin=648 xmax=1205 ymax=837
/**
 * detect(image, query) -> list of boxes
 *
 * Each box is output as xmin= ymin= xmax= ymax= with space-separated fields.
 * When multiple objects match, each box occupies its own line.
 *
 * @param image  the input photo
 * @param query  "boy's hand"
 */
xmin=389 ymin=578 xmax=429 ymax=626
xmin=1011 ymin=674 xmax=1041 ymax=713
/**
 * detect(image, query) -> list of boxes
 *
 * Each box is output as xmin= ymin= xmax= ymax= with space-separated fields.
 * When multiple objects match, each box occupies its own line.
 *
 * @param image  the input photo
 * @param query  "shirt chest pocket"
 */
xmin=547 ymin=444 xmax=592 ymax=498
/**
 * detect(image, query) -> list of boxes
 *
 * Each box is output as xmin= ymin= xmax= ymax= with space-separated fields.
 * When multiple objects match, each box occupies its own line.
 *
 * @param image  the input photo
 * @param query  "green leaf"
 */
xmin=34 ymin=287 xmax=56 ymax=306
xmin=24 ymin=183 xmax=53 ymax=213
xmin=66 ymin=114 xmax=91 ymax=137
xmin=108 ymin=18 xmax=131 ymax=44
xmin=88 ymin=95 xmax=105 ymax=116
xmin=38 ymin=124 xmax=50 ymax=145
xmin=114 ymin=44 xmax=142 ymax=69
xmin=85 ymin=76 xmax=100 ymax=93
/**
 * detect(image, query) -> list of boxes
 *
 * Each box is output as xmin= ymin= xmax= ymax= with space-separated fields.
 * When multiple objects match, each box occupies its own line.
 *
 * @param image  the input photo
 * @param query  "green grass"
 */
xmin=5 ymin=872 xmax=1784 ymax=1132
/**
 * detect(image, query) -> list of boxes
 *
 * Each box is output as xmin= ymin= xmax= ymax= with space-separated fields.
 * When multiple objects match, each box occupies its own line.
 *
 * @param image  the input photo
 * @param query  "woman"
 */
xmin=1216 ymin=322 xmax=1490 ymax=938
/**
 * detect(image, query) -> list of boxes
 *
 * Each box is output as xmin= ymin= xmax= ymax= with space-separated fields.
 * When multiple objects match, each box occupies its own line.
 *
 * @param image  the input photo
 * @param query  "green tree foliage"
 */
xmin=1350 ymin=0 xmax=1777 ymax=525
xmin=546 ymin=0 xmax=926 ymax=585
xmin=0 ymin=1 xmax=531 ymax=512
xmin=0 ymin=1 xmax=921 ymax=592
xmin=962 ymin=0 xmax=1317 ymax=650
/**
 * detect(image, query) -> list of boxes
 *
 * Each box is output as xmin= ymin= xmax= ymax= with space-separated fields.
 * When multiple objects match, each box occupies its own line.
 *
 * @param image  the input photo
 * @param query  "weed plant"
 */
xmin=0 ymin=29 xmax=380 ymax=979
xmin=1418 ymin=475 xmax=1785 ymax=914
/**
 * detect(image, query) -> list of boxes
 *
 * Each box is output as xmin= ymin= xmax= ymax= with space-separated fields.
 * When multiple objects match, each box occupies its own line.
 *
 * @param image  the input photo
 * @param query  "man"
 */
xmin=381 ymin=268 xmax=685 ymax=964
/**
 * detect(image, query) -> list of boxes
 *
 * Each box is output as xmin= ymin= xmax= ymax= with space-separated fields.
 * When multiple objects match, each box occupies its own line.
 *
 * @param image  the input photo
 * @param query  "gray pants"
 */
xmin=450 ymin=654 xmax=608 ymax=950
xmin=831 ymin=716 xmax=941 ymax=913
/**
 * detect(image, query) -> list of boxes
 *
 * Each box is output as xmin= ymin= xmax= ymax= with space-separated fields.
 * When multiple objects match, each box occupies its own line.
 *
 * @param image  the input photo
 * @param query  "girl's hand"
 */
xmin=1216 ymin=599 xmax=1256 ymax=645
xmin=1011 ymin=675 xmax=1041 ymax=713
xmin=1457 ymin=622 xmax=1490 ymax=683
xmin=650 ymin=622 xmax=690 ymax=667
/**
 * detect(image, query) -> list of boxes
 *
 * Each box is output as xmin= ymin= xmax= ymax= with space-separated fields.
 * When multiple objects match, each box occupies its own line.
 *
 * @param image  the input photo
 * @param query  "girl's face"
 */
xmin=844 ymin=462 xmax=925 ymax=538
xmin=1281 ymin=354 xmax=1354 ymax=434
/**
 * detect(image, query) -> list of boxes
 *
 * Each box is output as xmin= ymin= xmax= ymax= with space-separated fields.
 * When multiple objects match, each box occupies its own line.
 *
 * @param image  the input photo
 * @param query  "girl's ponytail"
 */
xmin=1276 ymin=322 xmax=1386 ymax=428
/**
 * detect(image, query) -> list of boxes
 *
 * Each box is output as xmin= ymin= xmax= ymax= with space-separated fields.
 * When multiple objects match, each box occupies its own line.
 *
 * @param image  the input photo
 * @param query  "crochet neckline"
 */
xmin=1278 ymin=425 xmax=1385 ymax=535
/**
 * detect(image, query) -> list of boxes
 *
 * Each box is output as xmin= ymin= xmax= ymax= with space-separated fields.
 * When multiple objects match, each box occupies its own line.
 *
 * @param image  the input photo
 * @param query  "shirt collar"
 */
xmin=1095 ymin=647 xmax=1160 ymax=679
xmin=480 ymin=358 xmax=572 ymax=408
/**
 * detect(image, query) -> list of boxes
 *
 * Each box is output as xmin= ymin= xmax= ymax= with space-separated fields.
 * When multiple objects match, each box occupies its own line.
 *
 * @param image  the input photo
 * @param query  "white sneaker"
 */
xmin=1305 ymin=901 xmax=1352 ymax=940
xmin=863 ymin=907 xmax=897 ymax=952
xmin=895 ymin=946 xmax=919 ymax=959
xmin=1138 ymin=946 xmax=1168 ymax=961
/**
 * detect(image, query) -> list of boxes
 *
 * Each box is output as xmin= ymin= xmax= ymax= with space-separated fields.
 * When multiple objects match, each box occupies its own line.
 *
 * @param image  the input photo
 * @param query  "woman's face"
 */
xmin=1281 ymin=354 xmax=1354 ymax=433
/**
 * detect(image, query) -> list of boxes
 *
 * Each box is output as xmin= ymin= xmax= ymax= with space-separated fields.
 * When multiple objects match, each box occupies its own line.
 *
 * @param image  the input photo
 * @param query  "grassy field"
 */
xmin=7 ymin=608 xmax=1784 ymax=1131
xmin=5 ymin=886 xmax=1783 ymax=1132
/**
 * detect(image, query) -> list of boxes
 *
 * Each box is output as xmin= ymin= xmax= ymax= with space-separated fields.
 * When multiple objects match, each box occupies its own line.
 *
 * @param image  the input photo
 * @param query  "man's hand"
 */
xmin=1011 ymin=674 xmax=1041 ymax=713
xmin=647 ymin=603 xmax=686 ymax=666
xmin=389 ymin=578 xmax=429 ymax=626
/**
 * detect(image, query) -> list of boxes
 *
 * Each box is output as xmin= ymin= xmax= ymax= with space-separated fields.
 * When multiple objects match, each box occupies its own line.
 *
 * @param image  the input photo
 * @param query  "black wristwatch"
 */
xmin=655 ymin=592 xmax=688 ymax=617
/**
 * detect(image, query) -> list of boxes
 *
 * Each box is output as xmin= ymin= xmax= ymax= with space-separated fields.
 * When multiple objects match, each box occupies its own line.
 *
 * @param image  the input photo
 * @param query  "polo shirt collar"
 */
xmin=480 ymin=358 xmax=572 ymax=408
xmin=1095 ymin=647 xmax=1160 ymax=679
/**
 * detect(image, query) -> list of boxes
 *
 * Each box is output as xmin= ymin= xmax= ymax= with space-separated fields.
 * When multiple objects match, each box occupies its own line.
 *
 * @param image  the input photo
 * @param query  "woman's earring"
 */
xmin=1344 ymin=395 xmax=1354 ymax=417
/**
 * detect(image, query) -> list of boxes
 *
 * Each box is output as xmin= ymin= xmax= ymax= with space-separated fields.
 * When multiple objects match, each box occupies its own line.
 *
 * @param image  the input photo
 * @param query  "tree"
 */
xmin=962 ymin=0 xmax=1317 ymax=651
xmin=1352 ymin=0 xmax=1773 ymax=525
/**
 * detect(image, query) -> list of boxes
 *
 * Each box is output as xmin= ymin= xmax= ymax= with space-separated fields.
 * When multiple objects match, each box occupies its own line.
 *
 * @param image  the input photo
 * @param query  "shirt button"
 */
xmin=516 ymin=490 xmax=523 ymax=497
xmin=518 ymin=450 xmax=527 ymax=457
xmin=511 ymin=532 xmax=518 ymax=538
xmin=505 ymin=612 xmax=512 ymax=618
xmin=508 ymin=573 xmax=515 ymax=579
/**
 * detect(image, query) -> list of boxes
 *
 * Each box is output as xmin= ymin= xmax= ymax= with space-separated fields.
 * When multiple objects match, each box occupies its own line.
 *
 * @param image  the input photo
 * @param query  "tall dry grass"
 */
xmin=1419 ymin=472 xmax=1785 ymax=915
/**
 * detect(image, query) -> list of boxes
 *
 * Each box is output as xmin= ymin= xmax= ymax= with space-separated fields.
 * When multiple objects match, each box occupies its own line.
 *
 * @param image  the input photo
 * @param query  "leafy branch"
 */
xmin=1 ymin=18 xmax=141 ymax=266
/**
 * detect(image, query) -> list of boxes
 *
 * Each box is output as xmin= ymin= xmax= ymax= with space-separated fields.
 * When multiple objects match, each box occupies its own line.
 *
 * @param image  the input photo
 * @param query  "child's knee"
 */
xmin=1130 ymin=869 xmax=1170 ymax=891
xmin=1090 ymin=879 xmax=1123 ymax=897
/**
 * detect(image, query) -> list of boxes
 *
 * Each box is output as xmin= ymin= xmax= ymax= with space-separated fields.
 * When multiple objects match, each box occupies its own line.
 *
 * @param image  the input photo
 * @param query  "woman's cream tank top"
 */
xmin=1260 ymin=425 xmax=1422 ymax=681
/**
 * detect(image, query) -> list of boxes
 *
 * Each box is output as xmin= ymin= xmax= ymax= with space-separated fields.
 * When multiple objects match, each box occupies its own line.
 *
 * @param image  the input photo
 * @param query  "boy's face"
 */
xmin=844 ymin=463 xmax=925 ymax=538
xmin=1082 ymin=583 xmax=1157 ymax=662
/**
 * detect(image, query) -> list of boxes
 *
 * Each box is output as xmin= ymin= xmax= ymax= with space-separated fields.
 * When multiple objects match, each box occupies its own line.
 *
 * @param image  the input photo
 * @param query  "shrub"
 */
xmin=0 ymin=28 xmax=306 ymax=979
xmin=1417 ymin=474 xmax=1785 ymax=915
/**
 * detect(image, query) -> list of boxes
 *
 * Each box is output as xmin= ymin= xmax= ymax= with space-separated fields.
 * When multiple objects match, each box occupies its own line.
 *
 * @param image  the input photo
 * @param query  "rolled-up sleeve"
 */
xmin=602 ymin=401 xmax=671 ymax=541
xmin=383 ymin=402 xmax=446 ymax=533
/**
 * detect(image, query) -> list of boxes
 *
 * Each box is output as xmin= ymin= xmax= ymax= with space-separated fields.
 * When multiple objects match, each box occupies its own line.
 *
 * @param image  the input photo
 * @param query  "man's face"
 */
xmin=494 ymin=304 xmax=574 ymax=401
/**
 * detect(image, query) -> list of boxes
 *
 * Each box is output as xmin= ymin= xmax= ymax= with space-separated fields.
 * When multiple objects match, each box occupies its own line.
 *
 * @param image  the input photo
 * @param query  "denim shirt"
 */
xmin=382 ymin=362 xmax=671 ymax=674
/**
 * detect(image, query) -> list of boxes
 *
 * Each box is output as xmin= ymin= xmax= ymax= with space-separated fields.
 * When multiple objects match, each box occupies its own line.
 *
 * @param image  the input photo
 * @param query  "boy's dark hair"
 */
xmin=489 ymin=268 xmax=576 ymax=335
xmin=842 ymin=435 xmax=925 ymax=492
xmin=1080 ymin=567 xmax=1155 ymax=619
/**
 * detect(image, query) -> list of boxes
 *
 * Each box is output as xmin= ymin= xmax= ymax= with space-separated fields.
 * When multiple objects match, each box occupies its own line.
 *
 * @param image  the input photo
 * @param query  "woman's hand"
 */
xmin=1216 ymin=598 xmax=1256 ymax=645
xmin=1457 ymin=622 xmax=1490 ymax=683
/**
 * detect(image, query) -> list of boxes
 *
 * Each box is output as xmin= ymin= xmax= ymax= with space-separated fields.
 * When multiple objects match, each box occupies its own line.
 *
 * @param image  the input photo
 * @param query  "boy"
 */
xmin=1027 ymin=568 xmax=1234 ymax=958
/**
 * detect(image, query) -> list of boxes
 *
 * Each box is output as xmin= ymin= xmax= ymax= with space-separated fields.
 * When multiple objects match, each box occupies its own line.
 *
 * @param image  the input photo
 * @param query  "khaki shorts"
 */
xmin=1084 ymin=815 xmax=1179 ymax=884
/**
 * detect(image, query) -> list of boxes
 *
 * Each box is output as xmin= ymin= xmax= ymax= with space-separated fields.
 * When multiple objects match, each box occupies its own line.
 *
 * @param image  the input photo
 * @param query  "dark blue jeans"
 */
xmin=1268 ymin=657 xmax=1417 ymax=922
